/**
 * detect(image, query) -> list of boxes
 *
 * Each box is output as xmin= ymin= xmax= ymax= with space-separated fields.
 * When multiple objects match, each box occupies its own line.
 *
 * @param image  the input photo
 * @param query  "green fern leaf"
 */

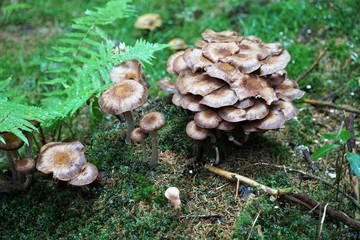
xmin=0 ymin=99 xmax=58 ymax=145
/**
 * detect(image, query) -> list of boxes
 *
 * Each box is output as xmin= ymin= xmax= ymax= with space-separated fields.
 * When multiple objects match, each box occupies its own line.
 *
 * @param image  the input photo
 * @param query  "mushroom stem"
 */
xmin=141 ymin=142 xmax=147 ymax=162
xmin=208 ymin=132 xmax=221 ymax=165
xmin=123 ymin=111 xmax=135 ymax=145
xmin=150 ymin=131 xmax=159 ymax=168
xmin=227 ymin=134 xmax=243 ymax=147
xmin=6 ymin=151 xmax=25 ymax=183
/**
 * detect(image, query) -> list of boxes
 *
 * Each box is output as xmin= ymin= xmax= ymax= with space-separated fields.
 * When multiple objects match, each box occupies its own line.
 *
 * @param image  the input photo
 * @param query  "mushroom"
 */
xmin=164 ymin=187 xmax=181 ymax=209
xmin=99 ymin=80 xmax=148 ymax=145
xmin=139 ymin=112 xmax=166 ymax=168
xmin=156 ymin=76 xmax=178 ymax=94
xmin=0 ymin=132 xmax=24 ymax=182
xmin=186 ymin=121 xmax=220 ymax=164
xmin=15 ymin=157 xmax=35 ymax=174
xmin=68 ymin=162 xmax=98 ymax=186
xmin=36 ymin=141 xmax=87 ymax=181
xmin=168 ymin=38 xmax=187 ymax=50
xmin=166 ymin=28 xmax=304 ymax=163
xmin=131 ymin=127 xmax=149 ymax=162
xmin=109 ymin=59 xmax=148 ymax=88
xmin=134 ymin=13 xmax=162 ymax=30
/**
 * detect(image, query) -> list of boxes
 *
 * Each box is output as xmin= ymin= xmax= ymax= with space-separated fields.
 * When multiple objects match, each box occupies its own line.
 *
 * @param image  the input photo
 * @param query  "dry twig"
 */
xmin=303 ymin=98 xmax=360 ymax=114
xmin=295 ymin=48 xmax=328 ymax=82
xmin=205 ymin=165 xmax=360 ymax=231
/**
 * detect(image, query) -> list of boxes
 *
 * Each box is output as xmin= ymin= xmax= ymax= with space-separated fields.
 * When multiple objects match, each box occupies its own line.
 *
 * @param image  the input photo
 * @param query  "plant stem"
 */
xmin=150 ymin=131 xmax=158 ymax=168
xmin=141 ymin=142 xmax=147 ymax=162
xmin=24 ymin=131 xmax=33 ymax=158
xmin=124 ymin=111 xmax=134 ymax=145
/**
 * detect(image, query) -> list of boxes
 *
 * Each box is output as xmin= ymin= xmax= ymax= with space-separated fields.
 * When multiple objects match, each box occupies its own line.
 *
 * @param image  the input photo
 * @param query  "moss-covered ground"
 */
xmin=1 ymin=0 xmax=359 ymax=239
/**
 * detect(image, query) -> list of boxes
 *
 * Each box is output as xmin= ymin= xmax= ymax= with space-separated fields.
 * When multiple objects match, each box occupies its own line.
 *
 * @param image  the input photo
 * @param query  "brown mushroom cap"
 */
xmin=156 ymin=77 xmax=178 ymax=94
xmin=109 ymin=59 xmax=146 ymax=84
xmin=231 ymin=74 xmax=278 ymax=105
xmin=36 ymin=141 xmax=87 ymax=181
xmin=216 ymin=120 xmax=237 ymax=131
xmin=202 ymin=42 xmax=240 ymax=62
xmin=245 ymin=100 xmax=269 ymax=121
xmin=186 ymin=121 xmax=208 ymax=140
xmin=234 ymin=98 xmax=256 ymax=109
xmin=0 ymin=132 xmax=24 ymax=151
xmin=199 ymin=87 xmax=238 ymax=108
xmin=183 ymin=48 xmax=212 ymax=73
xmin=176 ymin=70 xmax=225 ymax=96
xmin=15 ymin=157 xmax=35 ymax=173
xmin=271 ymin=99 xmax=299 ymax=120
xmin=221 ymin=53 xmax=261 ymax=73
xmin=218 ymin=106 xmax=247 ymax=122
xmin=259 ymin=50 xmax=291 ymax=76
xmin=178 ymin=93 xmax=208 ymax=112
xmin=168 ymin=38 xmax=187 ymax=50
xmin=140 ymin=112 xmax=166 ymax=133
xmin=134 ymin=13 xmax=162 ymax=30
xmin=98 ymin=80 xmax=148 ymax=115
xmin=244 ymin=109 xmax=286 ymax=130
xmin=194 ymin=109 xmax=222 ymax=129
xmin=206 ymin=62 xmax=243 ymax=84
xmin=201 ymin=29 xmax=243 ymax=43
xmin=131 ymin=127 xmax=149 ymax=142
xmin=68 ymin=162 xmax=98 ymax=186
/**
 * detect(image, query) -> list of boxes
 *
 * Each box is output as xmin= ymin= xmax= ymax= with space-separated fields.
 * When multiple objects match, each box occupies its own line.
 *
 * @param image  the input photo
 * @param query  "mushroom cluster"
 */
xmin=36 ymin=141 xmax=98 ymax=186
xmin=165 ymin=29 xmax=304 ymax=148
xmin=99 ymin=59 xmax=149 ymax=145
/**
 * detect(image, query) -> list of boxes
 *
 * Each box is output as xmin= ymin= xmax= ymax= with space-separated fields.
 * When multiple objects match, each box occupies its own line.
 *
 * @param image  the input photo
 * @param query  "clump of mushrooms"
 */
xmin=36 ymin=141 xmax=98 ymax=186
xmin=160 ymin=29 xmax=304 ymax=163
xmin=99 ymin=59 xmax=149 ymax=145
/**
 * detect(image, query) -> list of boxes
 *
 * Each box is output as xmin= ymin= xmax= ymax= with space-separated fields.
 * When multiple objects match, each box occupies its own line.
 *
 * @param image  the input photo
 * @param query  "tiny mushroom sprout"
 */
xmin=164 ymin=187 xmax=181 ymax=209
xmin=0 ymin=132 xmax=25 ymax=182
xmin=165 ymin=28 xmax=304 ymax=163
xmin=131 ymin=127 xmax=149 ymax=162
xmin=99 ymin=80 xmax=148 ymax=145
xmin=139 ymin=112 xmax=166 ymax=168
xmin=168 ymin=38 xmax=187 ymax=51
xmin=36 ymin=141 xmax=87 ymax=181
xmin=134 ymin=13 xmax=162 ymax=31
xmin=15 ymin=158 xmax=36 ymax=174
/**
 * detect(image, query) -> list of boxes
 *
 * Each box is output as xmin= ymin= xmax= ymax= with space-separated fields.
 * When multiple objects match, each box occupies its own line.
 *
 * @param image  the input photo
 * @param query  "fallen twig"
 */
xmin=178 ymin=214 xmax=221 ymax=221
xmin=204 ymin=164 xmax=294 ymax=196
xmin=205 ymin=164 xmax=360 ymax=231
xmin=303 ymin=98 xmax=360 ymax=114
xmin=249 ymin=162 xmax=360 ymax=210
xmin=295 ymin=48 xmax=328 ymax=82
xmin=302 ymin=148 xmax=319 ymax=172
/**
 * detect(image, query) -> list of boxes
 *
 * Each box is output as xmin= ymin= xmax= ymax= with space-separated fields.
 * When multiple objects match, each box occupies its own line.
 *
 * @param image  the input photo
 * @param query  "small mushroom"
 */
xmin=156 ymin=76 xmax=178 ymax=94
xmin=164 ymin=187 xmax=181 ymax=209
xmin=131 ymin=127 xmax=149 ymax=162
xmin=68 ymin=162 xmax=99 ymax=186
xmin=186 ymin=121 xmax=220 ymax=164
xmin=15 ymin=158 xmax=36 ymax=174
xmin=168 ymin=38 xmax=187 ymax=50
xmin=134 ymin=13 xmax=162 ymax=30
xmin=99 ymin=80 xmax=148 ymax=145
xmin=36 ymin=141 xmax=87 ymax=181
xmin=109 ymin=59 xmax=148 ymax=88
xmin=0 ymin=132 xmax=24 ymax=182
xmin=194 ymin=109 xmax=222 ymax=129
xmin=139 ymin=112 xmax=166 ymax=168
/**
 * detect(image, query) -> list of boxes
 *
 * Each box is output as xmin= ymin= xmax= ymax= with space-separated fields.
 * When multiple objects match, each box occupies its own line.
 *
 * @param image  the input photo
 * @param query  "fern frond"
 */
xmin=46 ymin=0 xmax=134 ymax=89
xmin=0 ymin=99 xmax=58 ymax=145
xmin=51 ymin=40 xmax=168 ymax=120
